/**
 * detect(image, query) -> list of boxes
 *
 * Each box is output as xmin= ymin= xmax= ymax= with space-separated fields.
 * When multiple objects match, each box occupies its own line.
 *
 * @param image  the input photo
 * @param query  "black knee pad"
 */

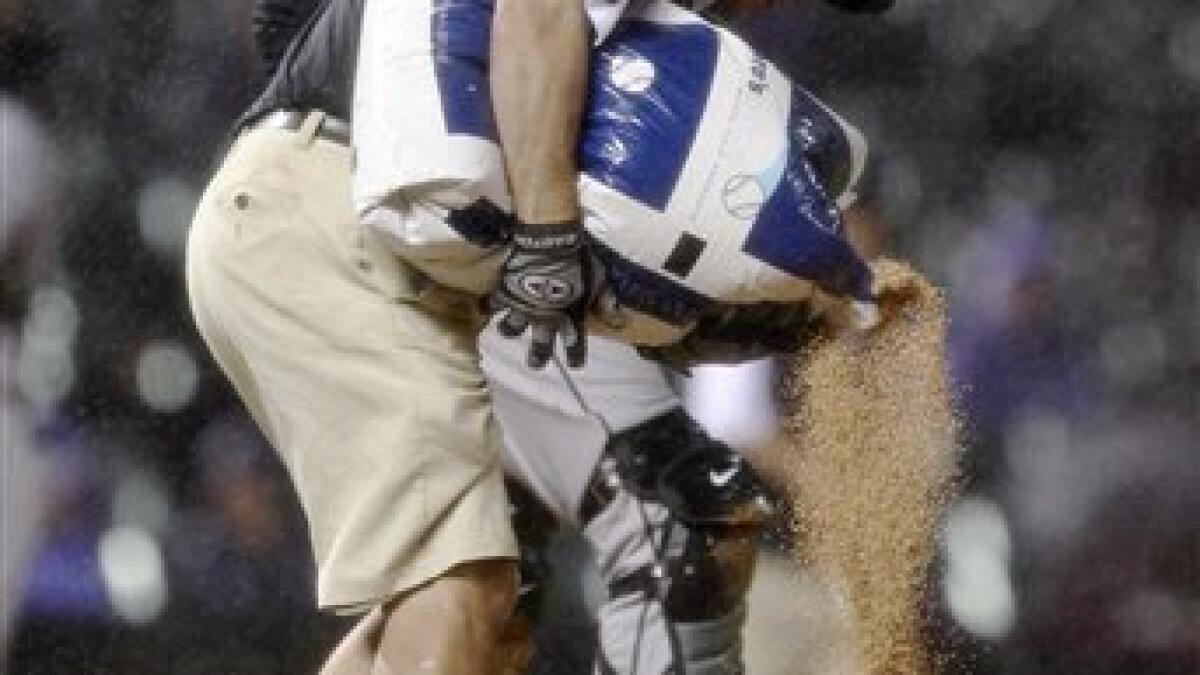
xmin=597 ymin=409 xmax=770 ymax=624
xmin=606 ymin=407 xmax=774 ymax=531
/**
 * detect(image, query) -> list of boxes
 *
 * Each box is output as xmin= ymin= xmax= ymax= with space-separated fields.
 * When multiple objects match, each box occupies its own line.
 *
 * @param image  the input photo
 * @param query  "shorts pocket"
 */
xmin=213 ymin=152 xmax=310 ymax=238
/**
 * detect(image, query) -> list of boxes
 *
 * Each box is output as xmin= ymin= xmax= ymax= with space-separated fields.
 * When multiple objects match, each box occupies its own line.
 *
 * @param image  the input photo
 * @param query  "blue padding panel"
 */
xmin=431 ymin=0 xmax=497 ymax=139
xmin=743 ymin=108 xmax=872 ymax=299
xmin=581 ymin=21 xmax=720 ymax=211
xmin=790 ymin=85 xmax=854 ymax=200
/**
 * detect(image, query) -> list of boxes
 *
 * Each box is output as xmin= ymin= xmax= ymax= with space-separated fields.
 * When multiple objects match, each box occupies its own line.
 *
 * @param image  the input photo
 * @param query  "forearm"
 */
xmin=490 ymin=0 xmax=589 ymax=226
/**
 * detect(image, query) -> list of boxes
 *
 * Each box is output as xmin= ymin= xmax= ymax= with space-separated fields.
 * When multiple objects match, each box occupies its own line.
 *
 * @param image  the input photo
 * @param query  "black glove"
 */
xmin=489 ymin=222 xmax=602 ymax=369
xmin=638 ymin=302 xmax=823 ymax=371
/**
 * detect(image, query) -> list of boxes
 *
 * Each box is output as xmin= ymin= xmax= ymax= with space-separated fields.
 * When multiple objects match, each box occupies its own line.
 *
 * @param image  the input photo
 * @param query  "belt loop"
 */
xmin=296 ymin=110 xmax=326 ymax=147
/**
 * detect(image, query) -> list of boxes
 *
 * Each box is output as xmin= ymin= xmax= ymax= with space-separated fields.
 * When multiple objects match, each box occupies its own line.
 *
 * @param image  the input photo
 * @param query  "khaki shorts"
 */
xmin=185 ymin=114 xmax=516 ymax=612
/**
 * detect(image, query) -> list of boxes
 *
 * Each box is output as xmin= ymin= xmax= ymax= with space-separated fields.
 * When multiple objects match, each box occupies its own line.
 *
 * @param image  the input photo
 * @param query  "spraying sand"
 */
xmin=779 ymin=259 xmax=962 ymax=674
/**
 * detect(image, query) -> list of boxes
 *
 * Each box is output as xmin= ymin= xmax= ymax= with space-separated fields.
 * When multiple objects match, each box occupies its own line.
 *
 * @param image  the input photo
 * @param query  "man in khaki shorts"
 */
xmin=187 ymin=0 xmax=737 ymax=668
xmin=189 ymin=111 xmax=521 ymax=672
xmin=186 ymin=0 xmax=621 ymax=670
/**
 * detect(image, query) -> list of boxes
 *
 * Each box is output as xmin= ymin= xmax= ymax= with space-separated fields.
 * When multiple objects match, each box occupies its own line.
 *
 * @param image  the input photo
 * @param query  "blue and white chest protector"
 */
xmin=354 ymin=0 xmax=871 ymax=345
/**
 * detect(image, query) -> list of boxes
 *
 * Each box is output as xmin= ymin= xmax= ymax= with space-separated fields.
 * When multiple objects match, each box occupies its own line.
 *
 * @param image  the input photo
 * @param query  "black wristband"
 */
xmin=511 ymin=221 xmax=583 ymax=252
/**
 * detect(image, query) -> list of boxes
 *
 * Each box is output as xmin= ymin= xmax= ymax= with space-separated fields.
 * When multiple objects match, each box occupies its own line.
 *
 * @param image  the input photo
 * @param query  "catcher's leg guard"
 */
xmin=582 ymin=408 xmax=773 ymax=674
xmin=505 ymin=478 xmax=558 ymax=624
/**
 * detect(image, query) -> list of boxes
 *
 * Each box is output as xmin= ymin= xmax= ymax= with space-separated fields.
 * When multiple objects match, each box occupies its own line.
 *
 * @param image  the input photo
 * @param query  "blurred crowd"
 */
xmin=2 ymin=0 xmax=1197 ymax=673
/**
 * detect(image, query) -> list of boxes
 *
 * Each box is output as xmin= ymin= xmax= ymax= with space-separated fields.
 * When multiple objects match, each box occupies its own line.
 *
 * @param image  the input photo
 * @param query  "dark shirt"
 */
xmin=240 ymin=0 xmax=365 ymax=128
xmin=252 ymin=0 xmax=323 ymax=78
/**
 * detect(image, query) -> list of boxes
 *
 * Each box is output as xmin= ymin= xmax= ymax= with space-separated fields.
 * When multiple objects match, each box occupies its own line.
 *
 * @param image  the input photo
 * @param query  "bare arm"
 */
xmin=490 ymin=0 xmax=589 ymax=227
xmin=485 ymin=0 xmax=599 ymax=368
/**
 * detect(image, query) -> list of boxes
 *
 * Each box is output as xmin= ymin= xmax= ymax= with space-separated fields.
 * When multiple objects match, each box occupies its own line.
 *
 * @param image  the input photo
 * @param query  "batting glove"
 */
xmin=489 ymin=221 xmax=602 ymax=369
